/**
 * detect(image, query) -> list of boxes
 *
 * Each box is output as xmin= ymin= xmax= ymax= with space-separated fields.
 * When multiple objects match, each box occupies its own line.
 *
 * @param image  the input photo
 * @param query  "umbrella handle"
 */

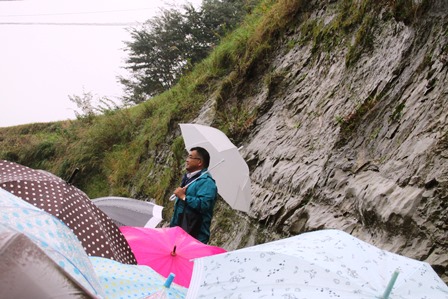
xmin=382 ymin=270 xmax=399 ymax=299
xmin=168 ymin=159 xmax=225 ymax=201
xmin=164 ymin=273 xmax=176 ymax=288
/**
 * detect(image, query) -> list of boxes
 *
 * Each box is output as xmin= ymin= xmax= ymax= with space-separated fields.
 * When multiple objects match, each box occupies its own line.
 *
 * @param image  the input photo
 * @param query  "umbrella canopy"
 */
xmin=0 ymin=187 xmax=104 ymax=298
xmin=179 ymin=123 xmax=251 ymax=213
xmin=120 ymin=226 xmax=227 ymax=288
xmin=0 ymin=226 xmax=100 ymax=299
xmin=186 ymin=229 xmax=448 ymax=299
xmin=92 ymin=196 xmax=163 ymax=228
xmin=90 ymin=257 xmax=187 ymax=299
xmin=0 ymin=160 xmax=136 ymax=264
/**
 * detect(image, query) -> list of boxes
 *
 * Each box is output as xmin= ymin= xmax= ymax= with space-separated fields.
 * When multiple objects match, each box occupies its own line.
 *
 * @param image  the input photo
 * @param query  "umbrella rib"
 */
xmin=42 ymin=246 xmax=102 ymax=294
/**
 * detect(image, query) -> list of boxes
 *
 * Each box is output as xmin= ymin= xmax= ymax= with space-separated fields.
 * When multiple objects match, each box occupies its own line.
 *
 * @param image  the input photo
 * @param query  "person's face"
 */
xmin=185 ymin=150 xmax=203 ymax=172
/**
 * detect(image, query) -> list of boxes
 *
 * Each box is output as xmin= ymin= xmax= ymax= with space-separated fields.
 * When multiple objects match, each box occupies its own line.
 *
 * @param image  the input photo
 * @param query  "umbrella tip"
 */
xmin=66 ymin=168 xmax=79 ymax=185
xmin=164 ymin=273 xmax=176 ymax=288
xmin=171 ymin=245 xmax=177 ymax=256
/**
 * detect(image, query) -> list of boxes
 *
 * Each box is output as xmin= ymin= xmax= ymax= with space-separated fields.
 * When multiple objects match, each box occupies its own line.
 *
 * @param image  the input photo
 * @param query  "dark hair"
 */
xmin=190 ymin=147 xmax=210 ymax=168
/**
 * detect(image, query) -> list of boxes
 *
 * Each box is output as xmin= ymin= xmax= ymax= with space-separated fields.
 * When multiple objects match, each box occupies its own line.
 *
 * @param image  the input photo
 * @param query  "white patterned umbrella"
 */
xmin=186 ymin=229 xmax=448 ymax=299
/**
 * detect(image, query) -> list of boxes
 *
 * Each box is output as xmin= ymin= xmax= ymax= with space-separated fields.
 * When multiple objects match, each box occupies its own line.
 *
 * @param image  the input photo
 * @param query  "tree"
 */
xmin=120 ymin=0 xmax=256 ymax=104
xmin=69 ymin=90 xmax=122 ymax=119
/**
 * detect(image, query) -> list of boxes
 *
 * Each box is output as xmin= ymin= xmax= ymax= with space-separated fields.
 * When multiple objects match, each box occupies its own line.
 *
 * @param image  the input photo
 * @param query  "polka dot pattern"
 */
xmin=0 ymin=160 xmax=136 ymax=265
xmin=0 ymin=187 xmax=104 ymax=298
xmin=90 ymin=256 xmax=187 ymax=299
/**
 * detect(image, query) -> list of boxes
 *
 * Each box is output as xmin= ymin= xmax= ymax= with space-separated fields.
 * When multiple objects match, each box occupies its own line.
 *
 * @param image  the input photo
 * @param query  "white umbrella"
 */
xmin=92 ymin=196 xmax=163 ymax=228
xmin=186 ymin=229 xmax=448 ymax=299
xmin=179 ymin=123 xmax=251 ymax=213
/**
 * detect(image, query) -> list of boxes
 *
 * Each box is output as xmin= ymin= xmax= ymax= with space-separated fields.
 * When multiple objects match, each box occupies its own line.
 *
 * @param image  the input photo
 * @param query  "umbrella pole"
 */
xmin=169 ymin=159 xmax=225 ymax=201
xmin=381 ymin=270 xmax=399 ymax=299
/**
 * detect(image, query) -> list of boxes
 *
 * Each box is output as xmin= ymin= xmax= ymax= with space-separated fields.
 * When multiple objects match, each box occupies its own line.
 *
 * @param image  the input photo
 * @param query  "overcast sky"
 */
xmin=0 ymin=0 xmax=201 ymax=127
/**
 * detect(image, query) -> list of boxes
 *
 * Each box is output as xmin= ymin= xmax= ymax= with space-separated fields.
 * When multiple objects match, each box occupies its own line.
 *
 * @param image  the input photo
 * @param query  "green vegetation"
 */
xmin=345 ymin=14 xmax=375 ymax=67
xmin=390 ymin=102 xmax=405 ymax=123
xmin=0 ymin=0 xmax=430 ymax=197
xmin=370 ymin=127 xmax=381 ymax=140
xmin=295 ymin=0 xmax=431 ymax=67
xmin=387 ymin=0 xmax=432 ymax=25
xmin=301 ymin=0 xmax=376 ymax=61
xmin=121 ymin=0 xmax=257 ymax=104
xmin=335 ymin=93 xmax=379 ymax=147
xmin=0 ymin=0 xmax=305 ymax=203
xmin=0 ymin=0 xmax=434 ymax=246
xmin=1 ymin=0 xmax=431 ymax=187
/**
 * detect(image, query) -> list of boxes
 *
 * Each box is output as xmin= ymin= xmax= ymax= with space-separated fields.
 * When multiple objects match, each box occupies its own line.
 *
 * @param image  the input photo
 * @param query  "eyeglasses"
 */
xmin=187 ymin=155 xmax=201 ymax=161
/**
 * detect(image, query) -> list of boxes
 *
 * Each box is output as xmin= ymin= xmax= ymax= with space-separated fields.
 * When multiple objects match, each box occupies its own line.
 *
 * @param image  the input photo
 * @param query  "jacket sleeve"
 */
xmin=185 ymin=177 xmax=217 ymax=212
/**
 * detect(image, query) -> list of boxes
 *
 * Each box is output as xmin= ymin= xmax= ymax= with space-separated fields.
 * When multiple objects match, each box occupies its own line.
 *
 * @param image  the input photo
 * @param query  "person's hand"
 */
xmin=174 ymin=186 xmax=187 ymax=200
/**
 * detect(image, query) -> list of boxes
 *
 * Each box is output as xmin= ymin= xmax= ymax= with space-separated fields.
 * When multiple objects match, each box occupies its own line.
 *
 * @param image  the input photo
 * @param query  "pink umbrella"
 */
xmin=120 ymin=226 xmax=226 ymax=288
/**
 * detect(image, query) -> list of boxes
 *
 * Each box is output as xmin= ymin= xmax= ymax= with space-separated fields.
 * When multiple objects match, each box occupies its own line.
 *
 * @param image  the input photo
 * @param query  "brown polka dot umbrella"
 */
xmin=0 ymin=160 xmax=136 ymax=265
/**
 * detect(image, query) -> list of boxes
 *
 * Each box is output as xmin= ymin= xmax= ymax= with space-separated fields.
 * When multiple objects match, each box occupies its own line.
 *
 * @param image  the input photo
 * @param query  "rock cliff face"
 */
xmin=202 ymin=1 xmax=448 ymax=282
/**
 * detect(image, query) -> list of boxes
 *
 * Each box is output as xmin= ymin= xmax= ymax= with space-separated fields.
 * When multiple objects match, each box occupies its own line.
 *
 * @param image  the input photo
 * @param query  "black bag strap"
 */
xmin=180 ymin=171 xmax=202 ymax=210
xmin=179 ymin=171 xmax=203 ymax=227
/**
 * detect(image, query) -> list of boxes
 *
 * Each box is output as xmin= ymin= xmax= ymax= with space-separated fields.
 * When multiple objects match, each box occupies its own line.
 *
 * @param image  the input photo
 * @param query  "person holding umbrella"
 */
xmin=170 ymin=147 xmax=218 ymax=244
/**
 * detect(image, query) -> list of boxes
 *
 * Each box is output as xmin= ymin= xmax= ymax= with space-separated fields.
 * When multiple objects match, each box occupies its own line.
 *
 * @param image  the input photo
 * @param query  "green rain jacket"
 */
xmin=169 ymin=169 xmax=217 ymax=244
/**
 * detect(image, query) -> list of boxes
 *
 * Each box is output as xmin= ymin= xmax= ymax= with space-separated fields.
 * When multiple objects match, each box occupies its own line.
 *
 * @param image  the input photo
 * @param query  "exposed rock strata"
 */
xmin=206 ymin=2 xmax=448 ymax=282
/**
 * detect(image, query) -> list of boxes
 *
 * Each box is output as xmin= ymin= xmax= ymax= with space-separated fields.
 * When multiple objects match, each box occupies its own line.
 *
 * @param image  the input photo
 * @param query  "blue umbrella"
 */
xmin=90 ymin=257 xmax=187 ymax=299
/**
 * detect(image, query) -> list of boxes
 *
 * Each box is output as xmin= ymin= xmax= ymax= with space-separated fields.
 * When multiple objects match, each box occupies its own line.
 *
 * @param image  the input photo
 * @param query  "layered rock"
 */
xmin=207 ymin=1 xmax=448 ymax=282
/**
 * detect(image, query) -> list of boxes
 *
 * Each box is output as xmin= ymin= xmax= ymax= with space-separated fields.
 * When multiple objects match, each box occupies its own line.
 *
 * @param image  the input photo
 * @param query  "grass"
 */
xmin=0 ymin=0 xmax=425 ymax=179
xmin=345 ymin=14 xmax=375 ymax=67
xmin=0 ymin=1 xmax=400 ymax=185
xmin=335 ymin=94 xmax=379 ymax=147
xmin=0 ymin=0 xmax=284 ymax=198
xmin=0 ymin=0 xmax=432 ymax=219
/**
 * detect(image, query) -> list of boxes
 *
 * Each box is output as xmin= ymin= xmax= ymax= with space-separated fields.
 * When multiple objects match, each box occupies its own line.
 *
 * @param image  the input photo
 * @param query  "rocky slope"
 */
xmin=3 ymin=0 xmax=445 ymax=284
xmin=200 ymin=0 xmax=448 ymax=282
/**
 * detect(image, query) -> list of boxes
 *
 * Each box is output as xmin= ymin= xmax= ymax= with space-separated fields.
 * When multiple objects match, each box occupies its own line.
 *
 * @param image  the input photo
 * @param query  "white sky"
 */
xmin=0 ymin=0 xmax=202 ymax=127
